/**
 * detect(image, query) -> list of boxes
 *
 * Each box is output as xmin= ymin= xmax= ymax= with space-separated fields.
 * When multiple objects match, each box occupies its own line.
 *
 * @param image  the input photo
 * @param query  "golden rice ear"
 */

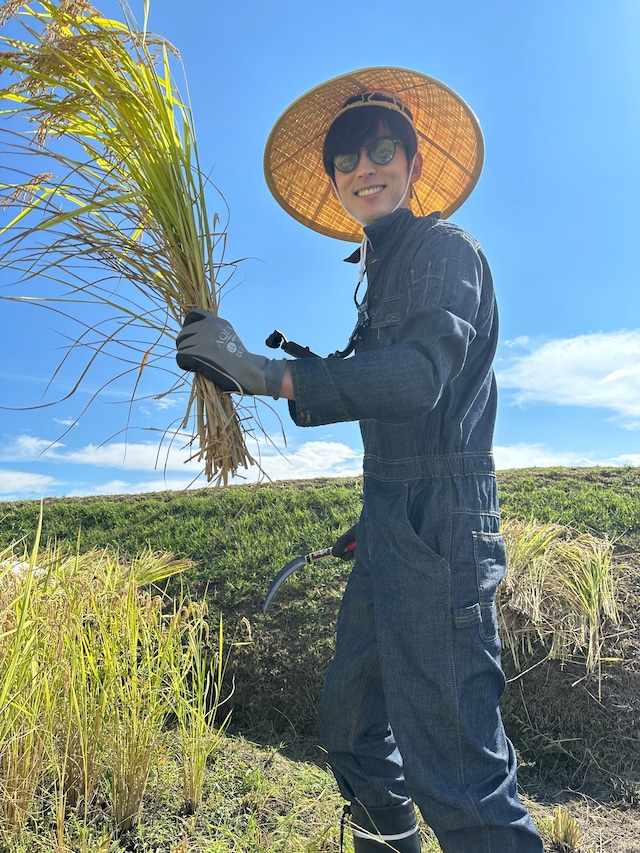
xmin=0 ymin=0 xmax=257 ymax=486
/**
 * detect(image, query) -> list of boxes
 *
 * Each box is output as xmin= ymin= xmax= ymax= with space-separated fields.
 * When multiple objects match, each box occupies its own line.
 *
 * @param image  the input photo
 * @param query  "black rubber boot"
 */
xmin=345 ymin=799 xmax=422 ymax=852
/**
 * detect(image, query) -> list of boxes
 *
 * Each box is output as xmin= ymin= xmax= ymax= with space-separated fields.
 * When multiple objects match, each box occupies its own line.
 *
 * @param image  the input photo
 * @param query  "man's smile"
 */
xmin=355 ymin=185 xmax=385 ymax=197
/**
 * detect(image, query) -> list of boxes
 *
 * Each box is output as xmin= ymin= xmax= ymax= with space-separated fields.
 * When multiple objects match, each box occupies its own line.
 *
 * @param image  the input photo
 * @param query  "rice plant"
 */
xmin=0 ymin=520 xmax=48 ymax=835
xmin=0 ymin=531 xmax=235 ymax=846
xmin=0 ymin=0 xmax=255 ymax=484
xmin=169 ymin=608 xmax=233 ymax=814
xmin=500 ymin=519 xmax=623 ymax=677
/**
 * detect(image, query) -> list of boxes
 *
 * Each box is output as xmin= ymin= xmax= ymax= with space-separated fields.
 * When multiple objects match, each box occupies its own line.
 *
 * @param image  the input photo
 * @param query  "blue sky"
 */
xmin=1 ymin=0 xmax=639 ymax=500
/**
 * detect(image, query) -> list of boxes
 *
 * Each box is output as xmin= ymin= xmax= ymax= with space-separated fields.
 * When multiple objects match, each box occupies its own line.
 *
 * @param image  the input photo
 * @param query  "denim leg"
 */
xmin=317 ymin=548 xmax=410 ymax=808
xmin=318 ymin=471 xmax=543 ymax=852
xmin=436 ymin=824 xmax=544 ymax=853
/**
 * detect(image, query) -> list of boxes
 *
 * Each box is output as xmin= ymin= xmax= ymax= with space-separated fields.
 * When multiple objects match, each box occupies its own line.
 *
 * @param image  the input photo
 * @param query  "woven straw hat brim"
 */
xmin=264 ymin=66 xmax=484 ymax=243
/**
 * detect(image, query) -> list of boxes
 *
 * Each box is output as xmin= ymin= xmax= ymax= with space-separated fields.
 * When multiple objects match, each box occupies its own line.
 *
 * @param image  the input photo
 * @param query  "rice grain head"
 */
xmin=0 ymin=0 xmax=258 ymax=484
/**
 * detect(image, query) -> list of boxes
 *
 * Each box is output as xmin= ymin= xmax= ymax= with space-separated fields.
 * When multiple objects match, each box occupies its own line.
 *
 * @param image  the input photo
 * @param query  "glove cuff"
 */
xmin=264 ymin=359 xmax=289 ymax=399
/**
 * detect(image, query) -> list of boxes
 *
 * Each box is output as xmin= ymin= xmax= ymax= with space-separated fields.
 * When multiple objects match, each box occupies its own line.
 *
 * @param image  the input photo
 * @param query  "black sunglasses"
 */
xmin=333 ymin=137 xmax=403 ymax=174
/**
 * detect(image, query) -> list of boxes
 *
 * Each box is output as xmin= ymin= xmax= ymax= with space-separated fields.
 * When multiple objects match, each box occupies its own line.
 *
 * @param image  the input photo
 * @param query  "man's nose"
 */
xmin=355 ymin=149 xmax=376 ymax=175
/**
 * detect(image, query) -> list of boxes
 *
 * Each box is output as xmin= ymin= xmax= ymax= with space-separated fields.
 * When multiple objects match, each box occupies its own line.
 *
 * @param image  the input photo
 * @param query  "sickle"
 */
xmin=263 ymin=541 xmax=355 ymax=614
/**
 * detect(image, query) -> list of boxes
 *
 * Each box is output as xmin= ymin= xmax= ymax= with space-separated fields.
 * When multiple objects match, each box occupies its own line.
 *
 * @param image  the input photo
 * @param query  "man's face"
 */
xmin=331 ymin=123 xmax=422 ymax=227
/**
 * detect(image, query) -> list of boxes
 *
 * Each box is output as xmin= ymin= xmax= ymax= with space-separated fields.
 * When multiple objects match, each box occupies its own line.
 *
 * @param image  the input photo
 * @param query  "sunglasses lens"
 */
xmin=333 ymin=152 xmax=359 ymax=173
xmin=332 ymin=138 xmax=398 ymax=173
xmin=370 ymin=137 xmax=396 ymax=165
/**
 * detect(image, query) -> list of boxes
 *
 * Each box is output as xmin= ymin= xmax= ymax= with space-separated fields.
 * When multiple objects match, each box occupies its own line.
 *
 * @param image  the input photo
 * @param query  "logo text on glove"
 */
xmin=216 ymin=325 xmax=245 ymax=357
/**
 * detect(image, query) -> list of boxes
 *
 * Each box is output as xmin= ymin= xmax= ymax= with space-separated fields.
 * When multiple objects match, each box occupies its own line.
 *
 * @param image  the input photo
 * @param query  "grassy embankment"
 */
xmin=0 ymin=467 xmax=638 ymax=852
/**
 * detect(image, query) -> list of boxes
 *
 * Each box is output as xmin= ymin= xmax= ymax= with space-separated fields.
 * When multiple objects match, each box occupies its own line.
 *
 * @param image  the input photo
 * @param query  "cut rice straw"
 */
xmin=0 ymin=0 xmax=255 ymax=485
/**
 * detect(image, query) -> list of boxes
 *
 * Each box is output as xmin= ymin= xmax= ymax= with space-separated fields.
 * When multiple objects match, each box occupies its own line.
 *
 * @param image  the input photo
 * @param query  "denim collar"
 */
xmin=344 ymin=208 xmax=441 ymax=264
xmin=365 ymin=207 xmax=417 ymax=250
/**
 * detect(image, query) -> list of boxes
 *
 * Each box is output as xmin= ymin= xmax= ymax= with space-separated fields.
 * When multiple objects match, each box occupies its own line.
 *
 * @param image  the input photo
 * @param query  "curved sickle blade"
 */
xmin=263 ymin=555 xmax=307 ymax=614
xmin=263 ymin=542 xmax=354 ymax=615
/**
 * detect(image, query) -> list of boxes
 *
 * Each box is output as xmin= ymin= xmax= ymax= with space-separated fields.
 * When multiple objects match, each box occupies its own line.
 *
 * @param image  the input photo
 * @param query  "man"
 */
xmin=176 ymin=67 xmax=544 ymax=853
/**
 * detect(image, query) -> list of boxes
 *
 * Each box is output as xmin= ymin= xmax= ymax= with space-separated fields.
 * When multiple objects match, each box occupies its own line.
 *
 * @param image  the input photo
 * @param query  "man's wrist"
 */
xmin=278 ymin=364 xmax=295 ymax=400
xmin=264 ymin=359 xmax=290 ymax=399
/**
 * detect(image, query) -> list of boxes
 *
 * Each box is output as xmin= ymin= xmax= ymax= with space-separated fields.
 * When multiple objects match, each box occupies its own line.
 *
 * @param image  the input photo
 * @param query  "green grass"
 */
xmin=0 ymin=479 xmax=364 ymax=601
xmin=3 ymin=467 xmax=638 ymax=565
xmin=498 ymin=466 xmax=640 ymax=544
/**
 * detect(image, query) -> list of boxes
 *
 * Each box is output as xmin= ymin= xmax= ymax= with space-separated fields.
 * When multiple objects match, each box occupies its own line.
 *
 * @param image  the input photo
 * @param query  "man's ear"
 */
xmin=411 ymin=151 xmax=423 ymax=184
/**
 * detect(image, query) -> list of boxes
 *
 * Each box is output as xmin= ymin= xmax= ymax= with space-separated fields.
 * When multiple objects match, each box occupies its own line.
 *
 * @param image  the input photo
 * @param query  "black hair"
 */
xmin=322 ymin=103 xmax=418 ymax=179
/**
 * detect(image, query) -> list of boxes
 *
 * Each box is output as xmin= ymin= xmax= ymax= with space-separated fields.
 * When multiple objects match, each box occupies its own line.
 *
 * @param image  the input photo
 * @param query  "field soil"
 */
xmin=558 ymin=800 xmax=640 ymax=853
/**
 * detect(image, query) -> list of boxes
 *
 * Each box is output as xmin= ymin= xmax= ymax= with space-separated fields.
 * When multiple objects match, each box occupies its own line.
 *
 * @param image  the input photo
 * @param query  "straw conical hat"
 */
xmin=264 ymin=66 xmax=484 ymax=242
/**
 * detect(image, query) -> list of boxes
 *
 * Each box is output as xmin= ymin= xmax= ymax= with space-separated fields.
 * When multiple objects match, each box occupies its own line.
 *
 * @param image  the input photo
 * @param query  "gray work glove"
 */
xmin=176 ymin=310 xmax=288 ymax=398
xmin=331 ymin=523 xmax=357 ymax=560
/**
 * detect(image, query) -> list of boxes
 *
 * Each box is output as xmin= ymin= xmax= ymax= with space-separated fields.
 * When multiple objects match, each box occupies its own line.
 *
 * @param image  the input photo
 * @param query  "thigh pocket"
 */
xmin=401 ymin=482 xmax=449 ymax=563
xmin=473 ymin=531 xmax=506 ymax=643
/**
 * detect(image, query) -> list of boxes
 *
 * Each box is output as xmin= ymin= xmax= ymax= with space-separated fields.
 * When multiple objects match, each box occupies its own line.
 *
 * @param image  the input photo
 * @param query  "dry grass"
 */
xmin=500 ymin=519 xmax=623 ymax=681
xmin=551 ymin=805 xmax=581 ymax=851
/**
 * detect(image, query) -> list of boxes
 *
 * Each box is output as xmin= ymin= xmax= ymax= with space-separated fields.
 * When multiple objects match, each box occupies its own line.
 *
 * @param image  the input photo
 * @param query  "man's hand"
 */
xmin=332 ymin=523 xmax=357 ymax=560
xmin=176 ymin=310 xmax=287 ymax=398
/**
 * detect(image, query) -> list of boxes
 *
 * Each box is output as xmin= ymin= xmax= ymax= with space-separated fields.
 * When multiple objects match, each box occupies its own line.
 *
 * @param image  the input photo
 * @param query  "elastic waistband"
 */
xmin=363 ymin=452 xmax=496 ymax=482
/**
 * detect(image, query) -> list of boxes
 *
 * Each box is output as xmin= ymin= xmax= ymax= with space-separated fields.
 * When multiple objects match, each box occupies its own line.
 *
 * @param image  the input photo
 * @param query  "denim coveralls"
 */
xmin=287 ymin=208 xmax=543 ymax=853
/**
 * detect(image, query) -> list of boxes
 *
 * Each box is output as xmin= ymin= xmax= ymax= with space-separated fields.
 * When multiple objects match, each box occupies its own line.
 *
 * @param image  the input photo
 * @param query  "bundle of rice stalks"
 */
xmin=499 ymin=518 xmax=623 ymax=678
xmin=0 ymin=0 xmax=254 ymax=485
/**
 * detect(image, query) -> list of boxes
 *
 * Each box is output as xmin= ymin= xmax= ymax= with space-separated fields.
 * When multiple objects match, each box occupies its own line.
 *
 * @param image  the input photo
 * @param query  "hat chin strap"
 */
xmin=331 ymin=153 xmax=418 ymax=290
xmin=327 ymin=156 xmax=415 ymax=359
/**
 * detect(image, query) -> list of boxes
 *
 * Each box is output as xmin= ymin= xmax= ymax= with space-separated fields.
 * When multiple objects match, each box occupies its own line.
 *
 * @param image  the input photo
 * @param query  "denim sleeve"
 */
xmin=288 ymin=228 xmax=490 ymax=428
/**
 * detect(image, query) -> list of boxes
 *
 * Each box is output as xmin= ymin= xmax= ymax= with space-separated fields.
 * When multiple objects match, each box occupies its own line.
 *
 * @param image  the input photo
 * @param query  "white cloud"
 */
xmin=242 ymin=439 xmax=362 ymax=483
xmin=1 ymin=436 xmax=65 ymax=460
xmin=139 ymin=395 xmax=183 ymax=415
xmin=0 ymin=431 xmax=363 ymax=499
xmin=494 ymin=443 xmax=640 ymax=470
xmin=498 ymin=330 xmax=640 ymax=424
xmin=0 ymin=468 xmax=58 ymax=499
xmin=71 ymin=440 xmax=362 ymax=496
xmin=0 ymin=435 xmax=201 ymax=473
xmin=89 ymin=439 xmax=362 ymax=493
xmin=60 ymin=441 xmax=189 ymax=471
xmin=64 ymin=477 xmax=200 ymax=497
xmin=1 ymin=429 xmax=362 ymax=478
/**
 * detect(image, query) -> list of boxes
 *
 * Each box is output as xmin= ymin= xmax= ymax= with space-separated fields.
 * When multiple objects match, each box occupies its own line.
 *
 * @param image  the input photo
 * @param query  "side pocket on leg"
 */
xmin=473 ymin=532 xmax=506 ymax=644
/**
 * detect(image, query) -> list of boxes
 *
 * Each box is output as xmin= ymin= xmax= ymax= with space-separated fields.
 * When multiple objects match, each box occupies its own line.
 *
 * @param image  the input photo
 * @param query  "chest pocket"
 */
xmin=369 ymin=294 xmax=402 ymax=346
xmin=408 ymin=258 xmax=447 ymax=314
